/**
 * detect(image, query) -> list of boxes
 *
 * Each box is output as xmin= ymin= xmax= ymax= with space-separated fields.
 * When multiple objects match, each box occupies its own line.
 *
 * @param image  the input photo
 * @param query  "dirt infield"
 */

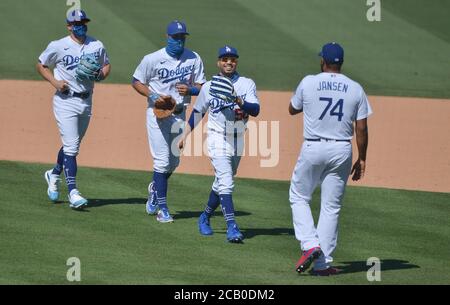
xmin=0 ymin=80 xmax=449 ymax=193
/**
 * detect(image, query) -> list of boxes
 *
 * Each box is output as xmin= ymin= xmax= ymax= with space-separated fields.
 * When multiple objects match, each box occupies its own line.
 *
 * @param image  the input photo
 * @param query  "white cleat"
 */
xmin=68 ymin=189 xmax=88 ymax=210
xmin=44 ymin=170 xmax=60 ymax=202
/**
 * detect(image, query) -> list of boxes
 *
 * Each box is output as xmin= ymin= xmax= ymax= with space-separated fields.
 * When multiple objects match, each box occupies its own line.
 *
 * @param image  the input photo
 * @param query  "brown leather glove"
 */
xmin=154 ymin=95 xmax=176 ymax=119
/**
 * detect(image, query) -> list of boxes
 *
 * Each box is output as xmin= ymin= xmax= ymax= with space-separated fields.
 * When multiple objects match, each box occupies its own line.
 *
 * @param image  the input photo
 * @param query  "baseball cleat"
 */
xmin=311 ymin=267 xmax=341 ymax=276
xmin=44 ymin=170 xmax=60 ymax=202
xmin=295 ymin=247 xmax=323 ymax=273
xmin=145 ymin=182 xmax=158 ymax=215
xmin=226 ymin=223 xmax=244 ymax=243
xmin=198 ymin=212 xmax=213 ymax=236
xmin=156 ymin=208 xmax=173 ymax=223
xmin=68 ymin=189 xmax=88 ymax=210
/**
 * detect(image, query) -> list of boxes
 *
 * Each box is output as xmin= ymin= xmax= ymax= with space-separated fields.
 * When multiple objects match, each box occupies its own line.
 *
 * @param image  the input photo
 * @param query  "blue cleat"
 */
xmin=44 ymin=170 xmax=60 ymax=202
xmin=156 ymin=208 xmax=173 ymax=223
xmin=145 ymin=182 xmax=159 ymax=215
xmin=68 ymin=189 xmax=88 ymax=210
xmin=226 ymin=223 xmax=244 ymax=243
xmin=198 ymin=212 xmax=213 ymax=236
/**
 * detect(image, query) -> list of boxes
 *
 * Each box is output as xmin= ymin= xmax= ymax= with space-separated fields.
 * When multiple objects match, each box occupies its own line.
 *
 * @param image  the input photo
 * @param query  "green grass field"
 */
xmin=1 ymin=0 xmax=450 ymax=97
xmin=0 ymin=160 xmax=449 ymax=284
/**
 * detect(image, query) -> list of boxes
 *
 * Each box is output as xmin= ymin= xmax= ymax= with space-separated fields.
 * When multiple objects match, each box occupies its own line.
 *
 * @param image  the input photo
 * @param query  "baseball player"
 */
xmin=289 ymin=42 xmax=371 ymax=275
xmin=37 ymin=10 xmax=110 ymax=209
xmin=179 ymin=46 xmax=260 ymax=243
xmin=132 ymin=21 xmax=206 ymax=223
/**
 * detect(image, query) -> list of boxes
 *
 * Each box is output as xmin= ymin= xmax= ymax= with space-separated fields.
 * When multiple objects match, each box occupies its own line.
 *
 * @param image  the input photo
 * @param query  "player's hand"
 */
xmin=176 ymin=83 xmax=190 ymax=96
xmin=178 ymin=137 xmax=185 ymax=152
xmin=235 ymin=97 xmax=244 ymax=107
xmin=351 ymin=159 xmax=366 ymax=181
xmin=155 ymin=94 xmax=170 ymax=104
xmin=53 ymin=80 xmax=69 ymax=92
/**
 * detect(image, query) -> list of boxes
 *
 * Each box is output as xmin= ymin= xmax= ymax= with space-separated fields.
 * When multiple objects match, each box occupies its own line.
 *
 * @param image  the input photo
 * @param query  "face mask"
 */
xmin=72 ymin=24 xmax=87 ymax=39
xmin=166 ymin=36 xmax=185 ymax=58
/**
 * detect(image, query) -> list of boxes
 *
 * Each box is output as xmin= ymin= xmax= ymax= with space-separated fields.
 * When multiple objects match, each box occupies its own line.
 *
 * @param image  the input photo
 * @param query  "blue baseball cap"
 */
xmin=167 ymin=21 xmax=189 ymax=35
xmin=66 ymin=9 xmax=91 ymax=24
xmin=319 ymin=42 xmax=344 ymax=64
xmin=218 ymin=45 xmax=239 ymax=58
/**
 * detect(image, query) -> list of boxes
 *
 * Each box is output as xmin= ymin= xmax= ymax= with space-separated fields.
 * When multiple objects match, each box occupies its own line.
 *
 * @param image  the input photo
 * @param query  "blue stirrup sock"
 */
xmin=220 ymin=194 xmax=236 ymax=226
xmin=204 ymin=190 xmax=220 ymax=217
xmin=63 ymin=154 xmax=77 ymax=193
xmin=153 ymin=172 xmax=169 ymax=210
xmin=52 ymin=147 xmax=64 ymax=175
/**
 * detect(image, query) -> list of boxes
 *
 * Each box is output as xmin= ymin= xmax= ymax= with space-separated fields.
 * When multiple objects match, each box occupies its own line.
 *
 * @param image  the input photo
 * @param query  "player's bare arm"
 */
xmin=289 ymin=103 xmax=302 ymax=115
xmin=351 ymin=118 xmax=369 ymax=181
xmin=36 ymin=63 xmax=69 ymax=92
xmin=99 ymin=63 xmax=111 ymax=80
xmin=131 ymin=79 xmax=150 ymax=97
xmin=175 ymin=83 xmax=202 ymax=96
xmin=178 ymin=124 xmax=192 ymax=151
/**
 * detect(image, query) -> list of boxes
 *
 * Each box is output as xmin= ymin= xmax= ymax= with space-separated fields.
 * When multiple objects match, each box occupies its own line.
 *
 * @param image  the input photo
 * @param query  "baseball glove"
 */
xmin=209 ymin=75 xmax=237 ymax=103
xmin=75 ymin=53 xmax=102 ymax=82
xmin=154 ymin=95 xmax=176 ymax=119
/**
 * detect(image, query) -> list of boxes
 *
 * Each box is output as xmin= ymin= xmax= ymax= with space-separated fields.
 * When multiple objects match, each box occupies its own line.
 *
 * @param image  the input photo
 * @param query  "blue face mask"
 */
xmin=166 ymin=36 xmax=185 ymax=58
xmin=72 ymin=24 xmax=87 ymax=39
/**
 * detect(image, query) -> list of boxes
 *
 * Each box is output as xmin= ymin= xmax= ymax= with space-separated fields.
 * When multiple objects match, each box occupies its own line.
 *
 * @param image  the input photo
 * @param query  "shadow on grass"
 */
xmin=242 ymin=228 xmax=295 ymax=239
xmin=87 ymin=198 xmax=145 ymax=208
xmin=335 ymin=259 xmax=420 ymax=274
xmin=173 ymin=210 xmax=252 ymax=220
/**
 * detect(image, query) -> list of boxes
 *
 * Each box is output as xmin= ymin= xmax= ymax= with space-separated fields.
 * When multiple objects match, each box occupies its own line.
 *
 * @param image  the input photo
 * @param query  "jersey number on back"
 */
xmin=319 ymin=97 xmax=344 ymax=121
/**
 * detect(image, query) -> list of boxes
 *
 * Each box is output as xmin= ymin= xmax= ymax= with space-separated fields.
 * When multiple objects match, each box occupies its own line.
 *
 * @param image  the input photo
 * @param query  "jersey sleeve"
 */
xmin=193 ymin=82 xmax=210 ymax=114
xmin=132 ymin=55 xmax=152 ymax=85
xmin=243 ymin=79 xmax=259 ymax=105
xmin=356 ymin=87 xmax=373 ymax=120
xmin=38 ymin=41 xmax=58 ymax=68
xmin=193 ymin=54 xmax=206 ymax=85
xmin=291 ymin=77 xmax=306 ymax=110
xmin=98 ymin=43 xmax=110 ymax=66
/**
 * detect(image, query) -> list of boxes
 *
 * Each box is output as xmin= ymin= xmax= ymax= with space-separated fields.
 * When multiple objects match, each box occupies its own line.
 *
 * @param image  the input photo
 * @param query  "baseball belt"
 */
xmin=305 ymin=138 xmax=350 ymax=143
xmin=60 ymin=89 xmax=91 ymax=99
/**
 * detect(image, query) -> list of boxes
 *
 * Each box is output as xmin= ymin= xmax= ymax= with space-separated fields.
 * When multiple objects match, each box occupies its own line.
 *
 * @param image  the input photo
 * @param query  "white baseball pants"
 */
xmin=208 ymin=130 xmax=244 ymax=195
xmin=53 ymin=94 xmax=92 ymax=156
xmin=146 ymin=108 xmax=185 ymax=174
xmin=289 ymin=140 xmax=352 ymax=270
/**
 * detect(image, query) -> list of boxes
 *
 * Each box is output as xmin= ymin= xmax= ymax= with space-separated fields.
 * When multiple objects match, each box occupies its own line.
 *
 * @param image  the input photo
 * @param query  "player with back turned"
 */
xmin=289 ymin=43 xmax=372 ymax=275
xmin=37 ymin=10 xmax=111 ymax=209
xmin=179 ymin=46 xmax=260 ymax=243
xmin=132 ymin=21 xmax=206 ymax=223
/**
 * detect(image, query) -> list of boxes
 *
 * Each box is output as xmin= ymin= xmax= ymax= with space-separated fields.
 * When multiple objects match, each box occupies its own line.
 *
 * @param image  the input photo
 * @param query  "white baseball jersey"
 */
xmin=38 ymin=35 xmax=109 ymax=93
xmin=194 ymin=76 xmax=259 ymax=134
xmin=291 ymin=72 xmax=372 ymax=140
xmin=133 ymin=48 xmax=206 ymax=106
